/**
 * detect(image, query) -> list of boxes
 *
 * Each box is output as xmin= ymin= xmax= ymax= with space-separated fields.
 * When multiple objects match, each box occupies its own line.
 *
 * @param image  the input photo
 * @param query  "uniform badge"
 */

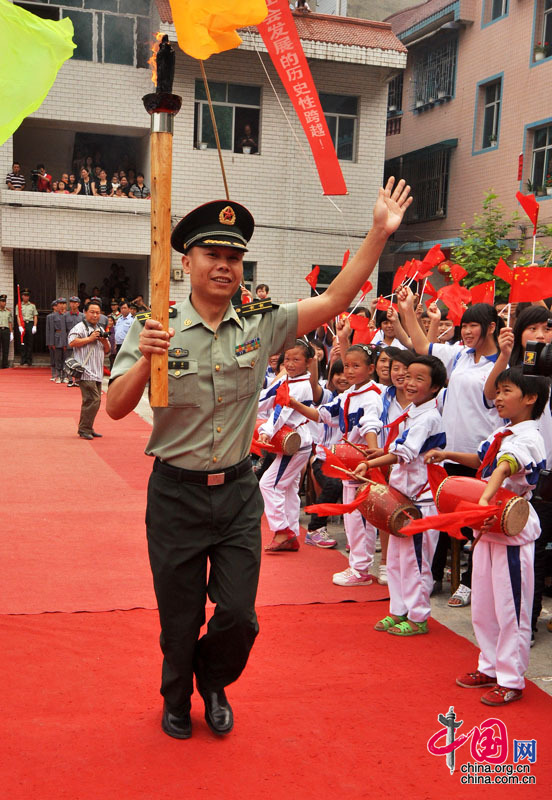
xmin=235 ymin=337 xmax=261 ymax=357
xmin=219 ymin=206 xmax=236 ymax=226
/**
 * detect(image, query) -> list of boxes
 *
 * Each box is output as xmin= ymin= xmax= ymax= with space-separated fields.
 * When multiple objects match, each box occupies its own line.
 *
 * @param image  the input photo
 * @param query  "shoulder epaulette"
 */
xmin=236 ymin=298 xmax=278 ymax=318
xmin=137 ymin=306 xmax=178 ymax=325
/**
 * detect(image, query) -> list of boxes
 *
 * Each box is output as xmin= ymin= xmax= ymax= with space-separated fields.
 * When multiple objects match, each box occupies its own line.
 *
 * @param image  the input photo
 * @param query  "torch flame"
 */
xmin=148 ymin=31 xmax=164 ymax=87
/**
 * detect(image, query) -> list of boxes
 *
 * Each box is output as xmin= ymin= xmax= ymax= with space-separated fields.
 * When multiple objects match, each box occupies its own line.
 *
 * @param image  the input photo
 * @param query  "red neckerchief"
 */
xmin=476 ymin=429 xmax=513 ymax=479
xmin=342 ymin=383 xmax=381 ymax=435
xmin=383 ymin=409 xmax=410 ymax=454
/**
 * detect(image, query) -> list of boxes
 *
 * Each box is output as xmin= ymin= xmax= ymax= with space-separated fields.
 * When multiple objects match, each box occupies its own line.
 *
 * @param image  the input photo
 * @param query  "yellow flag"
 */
xmin=169 ymin=0 xmax=268 ymax=60
xmin=0 ymin=0 xmax=75 ymax=146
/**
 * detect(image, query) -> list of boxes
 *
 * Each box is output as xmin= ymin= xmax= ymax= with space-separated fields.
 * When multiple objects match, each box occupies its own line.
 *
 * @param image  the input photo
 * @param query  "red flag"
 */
xmin=406 ymin=259 xmax=422 ymax=280
xmin=509 ymin=267 xmax=552 ymax=303
xmin=274 ymin=380 xmax=291 ymax=408
xmin=421 ymin=244 xmax=445 ymax=269
xmin=438 ymin=282 xmax=471 ymax=326
xmin=352 ymin=326 xmax=376 ymax=346
xmin=360 ymin=279 xmax=372 ymax=296
xmin=493 ymin=257 xmax=513 ymax=285
xmin=341 ymin=250 xmax=350 ymax=271
xmin=422 ymin=280 xmax=438 ymax=303
xmin=376 ymin=296 xmax=391 ymax=311
xmin=258 ymin=0 xmax=347 ymax=195
xmin=516 ymin=191 xmax=539 ymax=235
xmin=449 ymin=263 xmax=468 ymax=283
xmin=305 ymin=265 xmax=320 ymax=291
xmin=470 ymin=280 xmax=495 ymax=306
xmin=392 ymin=264 xmax=409 ymax=291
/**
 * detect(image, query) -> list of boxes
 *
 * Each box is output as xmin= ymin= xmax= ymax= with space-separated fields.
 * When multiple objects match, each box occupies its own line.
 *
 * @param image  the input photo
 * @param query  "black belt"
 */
xmin=153 ymin=456 xmax=252 ymax=486
xmin=0 ymin=327 xmax=8 ymax=330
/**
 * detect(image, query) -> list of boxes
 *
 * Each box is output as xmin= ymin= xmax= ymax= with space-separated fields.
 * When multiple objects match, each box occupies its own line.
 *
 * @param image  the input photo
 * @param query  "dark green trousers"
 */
xmin=146 ymin=464 xmax=263 ymax=714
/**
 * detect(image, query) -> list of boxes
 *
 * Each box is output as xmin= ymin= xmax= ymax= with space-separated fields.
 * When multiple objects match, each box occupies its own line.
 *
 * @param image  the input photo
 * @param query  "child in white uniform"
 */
xmin=426 ymin=367 xmax=549 ymax=704
xmin=290 ymin=344 xmax=383 ymax=585
xmin=259 ymin=341 xmax=314 ymax=551
xmin=356 ymin=355 xmax=447 ymax=634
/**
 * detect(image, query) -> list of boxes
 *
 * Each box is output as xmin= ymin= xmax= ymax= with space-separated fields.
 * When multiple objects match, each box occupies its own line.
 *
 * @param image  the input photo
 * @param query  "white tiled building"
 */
xmin=0 ymin=1 xmax=405 ymax=357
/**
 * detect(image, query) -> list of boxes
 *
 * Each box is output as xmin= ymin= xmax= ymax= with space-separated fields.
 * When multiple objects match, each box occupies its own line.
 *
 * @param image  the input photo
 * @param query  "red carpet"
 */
xmin=1 ymin=369 xmax=386 ymax=613
xmin=0 ymin=604 xmax=550 ymax=799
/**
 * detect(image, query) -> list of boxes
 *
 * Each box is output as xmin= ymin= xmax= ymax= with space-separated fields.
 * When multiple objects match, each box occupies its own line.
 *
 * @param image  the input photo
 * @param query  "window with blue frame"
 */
xmin=531 ymin=125 xmax=552 ymax=193
xmin=412 ymin=36 xmax=457 ymax=109
xmin=533 ymin=0 xmax=552 ymax=61
xmin=482 ymin=0 xmax=508 ymax=25
xmin=482 ymin=80 xmax=501 ymax=148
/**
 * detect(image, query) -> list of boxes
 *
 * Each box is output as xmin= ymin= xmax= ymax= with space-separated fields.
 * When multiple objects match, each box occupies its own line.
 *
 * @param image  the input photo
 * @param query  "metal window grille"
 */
xmin=386 ymin=117 xmax=402 ymax=136
xmin=387 ymin=74 xmax=403 ymax=113
xmin=402 ymin=148 xmax=452 ymax=222
xmin=413 ymin=37 xmax=457 ymax=107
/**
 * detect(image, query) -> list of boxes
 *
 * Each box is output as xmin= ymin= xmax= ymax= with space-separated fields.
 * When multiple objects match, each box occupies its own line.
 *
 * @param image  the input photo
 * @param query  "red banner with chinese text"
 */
xmin=257 ymin=0 xmax=347 ymax=196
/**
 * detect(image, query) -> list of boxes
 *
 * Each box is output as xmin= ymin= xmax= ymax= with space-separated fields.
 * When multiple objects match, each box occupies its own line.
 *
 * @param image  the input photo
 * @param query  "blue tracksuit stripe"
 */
xmin=506 ymin=545 xmax=522 ymax=626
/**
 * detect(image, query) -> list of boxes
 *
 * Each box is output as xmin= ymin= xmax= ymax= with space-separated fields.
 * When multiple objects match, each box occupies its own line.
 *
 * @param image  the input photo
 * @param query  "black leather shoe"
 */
xmin=198 ymin=686 xmax=234 ymax=735
xmin=91 ymin=432 xmax=103 ymax=438
xmin=161 ymin=705 xmax=192 ymax=739
xmin=78 ymin=432 xmax=94 ymax=440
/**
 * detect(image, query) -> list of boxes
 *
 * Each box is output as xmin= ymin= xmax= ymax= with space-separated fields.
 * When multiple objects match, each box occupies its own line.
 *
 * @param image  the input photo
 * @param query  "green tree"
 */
xmin=450 ymin=191 xmax=518 ymax=301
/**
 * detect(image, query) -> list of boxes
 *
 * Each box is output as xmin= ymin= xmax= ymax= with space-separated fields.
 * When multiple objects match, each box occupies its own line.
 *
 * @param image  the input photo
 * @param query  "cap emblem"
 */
xmin=219 ymin=206 xmax=236 ymax=226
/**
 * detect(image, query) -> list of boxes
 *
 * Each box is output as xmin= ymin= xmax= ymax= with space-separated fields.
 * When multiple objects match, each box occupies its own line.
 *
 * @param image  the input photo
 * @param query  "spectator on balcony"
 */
xmin=111 ymin=173 xmax=120 ymax=191
xmin=74 ymin=167 xmax=94 ymax=196
xmin=6 ymin=162 xmax=25 ymax=190
xmin=84 ymin=155 xmax=94 ymax=175
xmin=36 ymin=164 xmax=52 ymax=192
xmin=93 ymin=169 xmax=114 ymax=197
xmin=119 ymin=175 xmax=130 ymax=196
xmin=129 ymin=173 xmax=151 ymax=199
xmin=67 ymin=173 xmax=77 ymax=193
xmin=93 ymin=165 xmax=102 ymax=182
xmin=72 ymin=151 xmax=85 ymax=175
xmin=61 ymin=172 xmax=69 ymax=187
xmin=51 ymin=180 xmax=59 ymax=193
xmin=127 ymin=168 xmax=136 ymax=187
xmin=55 ymin=180 xmax=70 ymax=194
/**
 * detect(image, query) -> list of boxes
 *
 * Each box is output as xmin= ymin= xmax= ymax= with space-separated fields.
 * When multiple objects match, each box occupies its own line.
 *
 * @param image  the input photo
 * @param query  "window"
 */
xmin=533 ymin=0 xmax=552 ymax=61
xmin=387 ymin=74 xmax=403 ymax=115
xmin=386 ymin=143 xmax=455 ymax=222
xmin=319 ymin=93 xmax=358 ymax=161
xmin=194 ymin=81 xmax=261 ymax=153
xmin=231 ymin=262 xmax=256 ymax=306
xmin=413 ymin=36 xmax=457 ymax=109
xmin=482 ymin=0 xmax=508 ymax=25
xmin=13 ymin=1 xmax=151 ymax=66
xmin=531 ymin=125 xmax=552 ymax=193
xmin=481 ymin=80 xmax=501 ymax=148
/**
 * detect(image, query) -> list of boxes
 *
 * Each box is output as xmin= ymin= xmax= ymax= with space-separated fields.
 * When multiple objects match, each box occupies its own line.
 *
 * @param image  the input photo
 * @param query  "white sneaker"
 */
xmin=62 ymin=377 xmax=69 ymax=383
xmin=378 ymin=564 xmax=388 ymax=585
xmin=332 ymin=567 xmax=372 ymax=587
xmin=55 ymin=377 xmax=61 ymax=383
xmin=305 ymin=527 xmax=337 ymax=548
xmin=50 ymin=377 xmax=56 ymax=382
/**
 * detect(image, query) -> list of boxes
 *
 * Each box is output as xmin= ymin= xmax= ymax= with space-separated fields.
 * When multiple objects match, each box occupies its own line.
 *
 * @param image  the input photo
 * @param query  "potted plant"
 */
xmin=546 ymin=174 xmax=552 ymax=195
xmin=388 ymin=103 xmax=397 ymax=112
xmin=489 ymin=133 xmax=497 ymax=146
xmin=526 ymin=178 xmax=534 ymax=193
xmin=437 ymin=88 xmax=447 ymax=99
xmin=534 ymin=41 xmax=548 ymax=60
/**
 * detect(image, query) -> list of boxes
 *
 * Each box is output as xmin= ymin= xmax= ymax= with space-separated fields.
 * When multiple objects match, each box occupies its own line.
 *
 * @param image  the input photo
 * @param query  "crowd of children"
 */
xmin=254 ymin=288 xmax=552 ymax=706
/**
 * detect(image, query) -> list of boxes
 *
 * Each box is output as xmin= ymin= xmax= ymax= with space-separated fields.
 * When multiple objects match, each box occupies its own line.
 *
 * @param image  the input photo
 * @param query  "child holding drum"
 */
xmin=355 ymin=355 xmax=447 ymax=634
xmin=258 ymin=340 xmax=315 ymax=552
xmin=425 ymin=366 xmax=549 ymax=705
xmin=290 ymin=343 xmax=383 ymax=585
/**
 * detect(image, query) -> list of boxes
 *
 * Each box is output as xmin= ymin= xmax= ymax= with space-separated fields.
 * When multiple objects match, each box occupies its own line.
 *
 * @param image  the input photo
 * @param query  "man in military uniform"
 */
xmin=0 ymin=294 xmax=13 ymax=368
xmin=53 ymin=298 xmax=68 ymax=382
xmin=64 ymin=296 xmax=84 ymax=386
xmin=45 ymin=299 xmax=60 ymax=381
xmin=107 ymin=179 xmax=412 ymax=740
xmin=16 ymin=289 xmax=38 ymax=366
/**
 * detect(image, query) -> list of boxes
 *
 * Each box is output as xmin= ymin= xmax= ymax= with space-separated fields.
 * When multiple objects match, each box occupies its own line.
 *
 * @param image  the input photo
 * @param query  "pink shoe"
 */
xmin=332 ymin=567 xmax=372 ymax=587
xmin=305 ymin=527 xmax=337 ymax=548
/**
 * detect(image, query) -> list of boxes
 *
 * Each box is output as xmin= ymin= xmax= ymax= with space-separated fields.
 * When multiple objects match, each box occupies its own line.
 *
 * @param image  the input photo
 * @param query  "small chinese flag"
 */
xmin=449 ymin=264 xmax=468 ymax=283
xmin=406 ymin=259 xmax=422 ymax=280
xmin=494 ymin=257 xmax=513 ymax=285
xmin=470 ymin=280 xmax=495 ymax=306
xmin=360 ymin=279 xmax=372 ymax=296
xmin=392 ymin=263 xmax=409 ymax=291
xmin=305 ymin=265 xmax=320 ymax=291
xmin=423 ymin=280 xmax=438 ymax=303
xmin=516 ymin=191 xmax=539 ymax=236
xmin=509 ymin=267 xmax=552 ymax=303
xmin=349 ymin=314 xmax=376 ymax=345
xmin=341 ymin=250 xmax=350 ymax=270
xmin=376 ymin=296 xmax=391 ymax=311
xmin=421 ymin=244 xmax=445 ymax=269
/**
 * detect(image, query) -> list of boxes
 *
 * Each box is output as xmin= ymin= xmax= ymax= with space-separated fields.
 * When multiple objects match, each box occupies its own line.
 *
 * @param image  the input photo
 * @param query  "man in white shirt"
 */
xmin=114 ymin=302 xmax=134 ymax=354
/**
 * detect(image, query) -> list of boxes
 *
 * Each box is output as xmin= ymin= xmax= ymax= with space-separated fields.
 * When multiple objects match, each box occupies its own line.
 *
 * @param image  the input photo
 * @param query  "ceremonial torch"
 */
xmin=143 ymin=34 xmax=181 ymax=407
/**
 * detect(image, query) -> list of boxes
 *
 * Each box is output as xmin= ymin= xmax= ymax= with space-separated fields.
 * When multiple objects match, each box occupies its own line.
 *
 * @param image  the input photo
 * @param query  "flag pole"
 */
xmin=143 ymin=35 xmax=182 ymax=407
xmin=200 ymin=60 xmax=230 ymax=201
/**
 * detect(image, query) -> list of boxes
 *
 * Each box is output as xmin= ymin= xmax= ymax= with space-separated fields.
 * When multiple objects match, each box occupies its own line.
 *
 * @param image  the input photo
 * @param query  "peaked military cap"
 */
xmin=171 ymin=200 xmax=254 ymax=254
xmin=21 ymin=288 xmax=31 ymax=295
xmin=0 ymin=294 xmax=7 ymax=301
xmin=69 ymin=296 xmax=80 ymax=303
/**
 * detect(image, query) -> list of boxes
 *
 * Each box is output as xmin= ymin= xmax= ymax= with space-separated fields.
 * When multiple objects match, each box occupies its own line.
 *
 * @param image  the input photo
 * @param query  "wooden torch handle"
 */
xmin=149 ymin=129 xmax=173 ymax=407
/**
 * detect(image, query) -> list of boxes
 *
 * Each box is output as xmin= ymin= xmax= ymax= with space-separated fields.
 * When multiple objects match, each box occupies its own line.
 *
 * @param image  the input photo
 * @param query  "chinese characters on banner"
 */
xmin=257 ymin=0 xmax=347 ymax=196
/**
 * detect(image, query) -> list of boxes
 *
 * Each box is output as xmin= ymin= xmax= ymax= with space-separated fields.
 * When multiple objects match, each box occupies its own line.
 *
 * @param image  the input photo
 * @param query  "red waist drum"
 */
xmin=253 ymin=419 xmax=301 ymax=456
xmin=330 ymin=443 xmax=369 ymax=471
xmin=434 ymin=476 xmax=529 ymax=537
xmin=354 ymin=483 xmax=422 ymax=537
